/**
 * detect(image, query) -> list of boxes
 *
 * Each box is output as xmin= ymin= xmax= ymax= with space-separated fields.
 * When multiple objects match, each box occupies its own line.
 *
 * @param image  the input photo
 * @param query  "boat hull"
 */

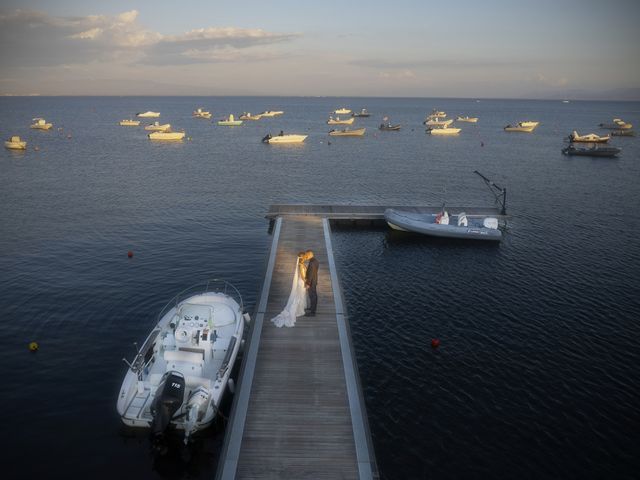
xmin=5 ymin=141 xmax=27 ymax=150
xmin=137 ymin=112 xmax=161 ymax=118
xmin=384 ymin=209 xmax=502 ymax=241
xmin=148 ymin=132 xmax=185 ymax=140
xmin=266 ymin=134 xmax=308 ymax=144
xmin=329 ymin=128 xmax=366 ymax=136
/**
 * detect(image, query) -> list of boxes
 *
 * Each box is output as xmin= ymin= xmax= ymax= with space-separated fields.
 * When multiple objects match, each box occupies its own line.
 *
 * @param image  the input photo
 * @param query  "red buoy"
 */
xmin=431 ymin=338 xmax=440 ymax=349
xmin=127 ymin=250 xmax=134 ymax=258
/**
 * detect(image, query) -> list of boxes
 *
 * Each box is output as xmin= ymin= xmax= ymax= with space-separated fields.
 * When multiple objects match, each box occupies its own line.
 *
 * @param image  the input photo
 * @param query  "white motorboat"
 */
xmin=424 ymin=118 xmax=453 ymax=127
xmin=120 ymin=119 xmax=141 ymax=126
xmin=568 ymin=131 xmax=610 ymax=143
xmin=137 ymin=111 xmax=161 ymax=118
xmin=148 ymin=131 xmax=185 ymax=140
xmin=385 ymin=208 xmax=502 ymax=241
xmin=5 ymin=135 xmax=27 ymax=150
xmin=262 ymin=133 xmax=308 ymax=144
xmin=30 ymin=117 xmax=52 ymax=130
xmin=334 ymin=107 xmax=351 ymax=114
xmin=193 ymin=108 xmax=212 ymax=119
xmin=600 ymin=119 xmax=632 ymax=130
xmin=217 ymin=114 xmax=243 ymax=126
xmin=259 ymin=110 xmax=284 ymax=117
xmin=328 ymin=127 xmax=366 ymax=136
xmin=145 ymin=122 xmax=171 ymax=132
xmin=239 ymin=112 xmax=263 ymax=121
xmin=456 ymin=116 xmax=478 ymax=123
xmin=519 ymin=121 xmax=539 ymax=128
xmin=428 ymin=109 xmax=447 ymax=118
xmin=504 ymin=123 xmax=536 ymax=132
xmin=427 ymin=126 xmax=461 ymax=135
xmin=327 ymin=116 xmax=355 ymax=125
xmin=117 ymin=281 xmax=247 ymax=445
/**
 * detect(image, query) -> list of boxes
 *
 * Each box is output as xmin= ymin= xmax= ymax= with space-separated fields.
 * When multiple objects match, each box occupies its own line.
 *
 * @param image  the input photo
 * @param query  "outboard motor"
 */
xmin=262 ymin=133 xmax=272 ymax=143
xmin=150 ymin=371 xmax=185 ymax=440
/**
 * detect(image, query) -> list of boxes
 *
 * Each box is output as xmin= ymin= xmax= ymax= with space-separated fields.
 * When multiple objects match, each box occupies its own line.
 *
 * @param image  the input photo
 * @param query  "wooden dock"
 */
xmin=217 ymin=204 xmax=503 ymax=479
xmin=217 ymin=214 xmax=377 ymax=479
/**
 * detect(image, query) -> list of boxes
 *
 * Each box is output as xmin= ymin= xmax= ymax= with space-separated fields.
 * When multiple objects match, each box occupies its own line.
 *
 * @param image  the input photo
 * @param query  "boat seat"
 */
xmin=164 ymin=350 xmax=204 ymax=377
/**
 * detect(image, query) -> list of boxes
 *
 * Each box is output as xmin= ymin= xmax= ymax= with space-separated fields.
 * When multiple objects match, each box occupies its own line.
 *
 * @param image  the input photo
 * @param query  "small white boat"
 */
xmin=568 ymin=131 xmax=610 ymax=143
xmin=259 ymin=111 xmax=284 ymax=117
xmin=427 ymin=126 xmax=461 ymax=135
xmin=148 ymin=131 xmax=185 ymax=141
xmin=327 ymin=116 xmax=355 ymax=125
xmin=193 ymin=108 xmax=212 ymax=119
xmin=562 ymin=145 xmax=621 ymax=157
xmin=328 ymin=127 xmax=366 ymax=136
xmin=120 ymin=119 xmax=141 ymax=126
xmin=456 ymin=116 xmax=478 ymax=123
xmin=385 ymin=209 xmax=502 ymax=241
xmin=519 ymin=121 xmax=539 ymax=128
xmin=600 ymin=119 xmax=633 ymax=130
xmin=504 ymin=123 xmax=536 ymax=132
xmin=217 ymin=114 xmax=243 ymax=126
xmin=145 ymin=122 xmax=171 ymax=132
xmin=334 ymin=107 xmax=351 ymax=115
xmin=424 ymin=118 xmax=453 ymax=127
xmin=351 ymin=109 xmax=370 ymax=117
xmin=262 ymin=133 xmax=308 ymax=144
xmin=137 ymin=111 xmax=161 ymax=118
xmin=117 ymin=280 xmax=246 ymax=445
xmin=5 ymin=135 xmax=27 ymax=150
xmin=239 ymin=112 xmax=263 ymax=121
xmin=428 ymin=109 xmax=447 ymax=118
xmin=30 ymin=117 xmax=52 ymax=130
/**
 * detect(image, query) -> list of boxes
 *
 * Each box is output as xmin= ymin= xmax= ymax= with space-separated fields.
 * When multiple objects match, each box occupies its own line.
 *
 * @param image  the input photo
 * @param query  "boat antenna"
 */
xmin=474 ymin=170 xmax=507 ymax=215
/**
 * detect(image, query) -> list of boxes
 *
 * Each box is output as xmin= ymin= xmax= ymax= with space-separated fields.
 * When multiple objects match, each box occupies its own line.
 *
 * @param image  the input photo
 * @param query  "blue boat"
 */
xmin=384 ymin=208 xmax=502 ymax=241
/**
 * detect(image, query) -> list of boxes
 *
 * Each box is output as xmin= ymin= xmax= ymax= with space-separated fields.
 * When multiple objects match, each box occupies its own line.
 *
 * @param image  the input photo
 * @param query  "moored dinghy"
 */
xmin=148 ymin=130 xmax=186 ymax=140
xmin=5 ymin=135 xmax=27 ymax=150
xmin=504 ymin=123 xmax=536 ymax=132
xmin=379 ymin=123 xmax=401 ymax=131
xmin=217 ymin=114 xmax=243 ymax=126
xmin=562 ymin=145 xmax=621 ymax=157
xmin=120 ymin=119 xmax=141 ymax=126
xmin=117 ymin=280 xmax=246 ymax=445
xmin=568 ymin=131 xmax=610 ymax=143
xmin=327 ymin=116 xmax=355 ymax=125
xmin=137 ymin=111 xmax=161 ymax=118
xmin=384 ymin=208 xmax=502 ymax=241
xmin=352 ymin=109 xmax=370 ymax=117
xmin=427 ymin=126 xmax=461 ymax=135
xmin=145 ymin=122 xmax=171 ymax=132
xmin=328 ymin=127 xmax=366 ymax=136
xmin=193 ymin=108 xmax=212 ymax=119
xmin=30 ymin=117 xmax=53 ymax=130
xmin=456 ymin=116 xmax=478 ymax=123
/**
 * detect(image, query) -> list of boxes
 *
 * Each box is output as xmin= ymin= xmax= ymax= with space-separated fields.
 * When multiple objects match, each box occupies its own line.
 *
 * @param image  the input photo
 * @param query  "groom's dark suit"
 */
xmin=305 ymin=257 xmax=319 ymax=314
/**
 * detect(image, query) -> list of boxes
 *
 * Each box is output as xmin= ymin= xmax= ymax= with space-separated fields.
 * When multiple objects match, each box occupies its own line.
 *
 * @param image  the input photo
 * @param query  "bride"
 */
xmin=271 ymin=251 xmax=308 ymax=328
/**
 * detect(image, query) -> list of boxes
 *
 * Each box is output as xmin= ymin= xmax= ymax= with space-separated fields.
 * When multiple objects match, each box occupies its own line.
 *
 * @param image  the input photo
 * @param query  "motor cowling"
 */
xmin=150 ymin=371 xmax=185 ymax=439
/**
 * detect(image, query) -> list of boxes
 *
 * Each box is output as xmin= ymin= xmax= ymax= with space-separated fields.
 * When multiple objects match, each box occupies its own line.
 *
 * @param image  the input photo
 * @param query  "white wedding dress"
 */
xmin=271 ymin=260 xmax=308 ymax=328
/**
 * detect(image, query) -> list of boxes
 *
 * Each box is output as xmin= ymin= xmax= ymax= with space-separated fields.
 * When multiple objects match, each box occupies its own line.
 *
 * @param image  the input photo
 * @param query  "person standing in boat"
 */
xmin=304 ymin=250 xmax=319 ymax=317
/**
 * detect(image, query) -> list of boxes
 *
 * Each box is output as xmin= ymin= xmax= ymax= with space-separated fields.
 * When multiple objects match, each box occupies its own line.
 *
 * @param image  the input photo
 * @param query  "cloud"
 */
xmin=0 ymin=8 xmax=299 ymax=67
xmin=351 ymin=58 xmax=528 ymax=70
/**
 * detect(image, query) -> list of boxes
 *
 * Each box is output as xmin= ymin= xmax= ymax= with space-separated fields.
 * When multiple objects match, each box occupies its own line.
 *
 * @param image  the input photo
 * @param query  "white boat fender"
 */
xmin=239 ymin=338 xmax=246 ymax=354
xmin=483 ymin=218 xmax=499 ymax=230
xmin=243 ymin=312 xmax=251 ymax=325
xmin=228 ymin=378 xmax=235 ymax=394
xmin=458 ymin=212 xmax=468 ymax=227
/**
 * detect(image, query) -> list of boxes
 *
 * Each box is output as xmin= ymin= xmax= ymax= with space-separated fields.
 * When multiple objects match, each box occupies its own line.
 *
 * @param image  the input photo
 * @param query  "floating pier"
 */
xmin=217 ymin=204 xmax=504 ymax=479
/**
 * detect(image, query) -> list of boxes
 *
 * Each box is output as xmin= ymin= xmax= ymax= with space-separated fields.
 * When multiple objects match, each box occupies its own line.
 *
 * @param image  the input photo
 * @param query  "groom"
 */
xmin=304 ymin=250 xmax=319 ymax=317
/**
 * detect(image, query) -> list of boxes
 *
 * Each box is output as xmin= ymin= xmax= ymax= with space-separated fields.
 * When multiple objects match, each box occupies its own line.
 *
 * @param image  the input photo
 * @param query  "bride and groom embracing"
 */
xmin=271 ymin=250 xmax=319 ymax=328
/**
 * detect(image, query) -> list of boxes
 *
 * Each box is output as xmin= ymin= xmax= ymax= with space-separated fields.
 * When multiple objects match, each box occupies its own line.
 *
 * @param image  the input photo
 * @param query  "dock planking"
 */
xmin=218 ymin=215 xmax=377 ymax=479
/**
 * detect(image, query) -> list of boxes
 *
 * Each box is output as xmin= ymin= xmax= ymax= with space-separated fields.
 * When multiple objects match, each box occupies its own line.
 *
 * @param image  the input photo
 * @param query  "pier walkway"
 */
xmin=217 ymin=214 xmax=377 ymax=479
xmin=218 ymin=204 xmax=503 ymax=479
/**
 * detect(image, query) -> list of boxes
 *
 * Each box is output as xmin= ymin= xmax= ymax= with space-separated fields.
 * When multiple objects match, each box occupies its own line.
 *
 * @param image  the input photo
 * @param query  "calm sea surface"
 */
xmin=1 ymin=97 xmax=639 ymax=479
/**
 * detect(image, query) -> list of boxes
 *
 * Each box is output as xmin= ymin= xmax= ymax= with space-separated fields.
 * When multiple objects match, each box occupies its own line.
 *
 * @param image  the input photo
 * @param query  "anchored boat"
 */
xmin=427 ymin=126 xmax=461 ymax=135
xmin=328 ymin=127 xmax=366 ymax=136
xmin=120 ymin=119 xmax=141 ymax=126
xmin=117 ymin=280 xmax=247 ymax=445
xmin=148 ymin=131 xmax=185 ymax=141
xmin=456 ymin=116 xmax=478 ymax=123
xmin=379 ymin=123 xmax=401 ymax=131
xmin=504 ymin=123 xmax=536 ymax=132
xmin=568 ymin=131 xmax=610 ymax=143
xmin=137 ymin=111 xmax=161 ymax=118
xmin=334 ymin=107 xmax=351 ymax=114
xmin=562 ymin=145 xmax=621 ymax=157
xmin=239 ymin=112 xmax=263 ymax=121
xmin=5 ymin=135 xmax=27 ymax=150
xmin=193 ymin=108 xmax=212 ymax=119
xmin=145 ymin=122 xmax=171 ymax=132
xmin=352 ymin=109 xmax=370 ymax=117
xmin=30 ymin=117 xmax=52 ymax=130
xmin=217 ymin=114 xmax=243 ymax=126
xmin=262 ymin=133 xmax=308 ymax=144
xmin=327 ymin=116 xmax=355 ymax=125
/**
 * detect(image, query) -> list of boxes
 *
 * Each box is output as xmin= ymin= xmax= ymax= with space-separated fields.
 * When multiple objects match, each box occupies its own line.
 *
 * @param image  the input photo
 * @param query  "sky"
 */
xmin=1 ymin=0 xmax=639 ymax=98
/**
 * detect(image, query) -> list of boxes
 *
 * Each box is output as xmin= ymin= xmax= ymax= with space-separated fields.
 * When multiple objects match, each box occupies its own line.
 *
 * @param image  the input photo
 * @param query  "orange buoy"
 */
xmin=431 ymin=339 xmax=440 ymax=349
xmin=29 ymin=342 xmax=39 ymax=352
xmin=127 ymin=250 xmax=134 ymax=258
